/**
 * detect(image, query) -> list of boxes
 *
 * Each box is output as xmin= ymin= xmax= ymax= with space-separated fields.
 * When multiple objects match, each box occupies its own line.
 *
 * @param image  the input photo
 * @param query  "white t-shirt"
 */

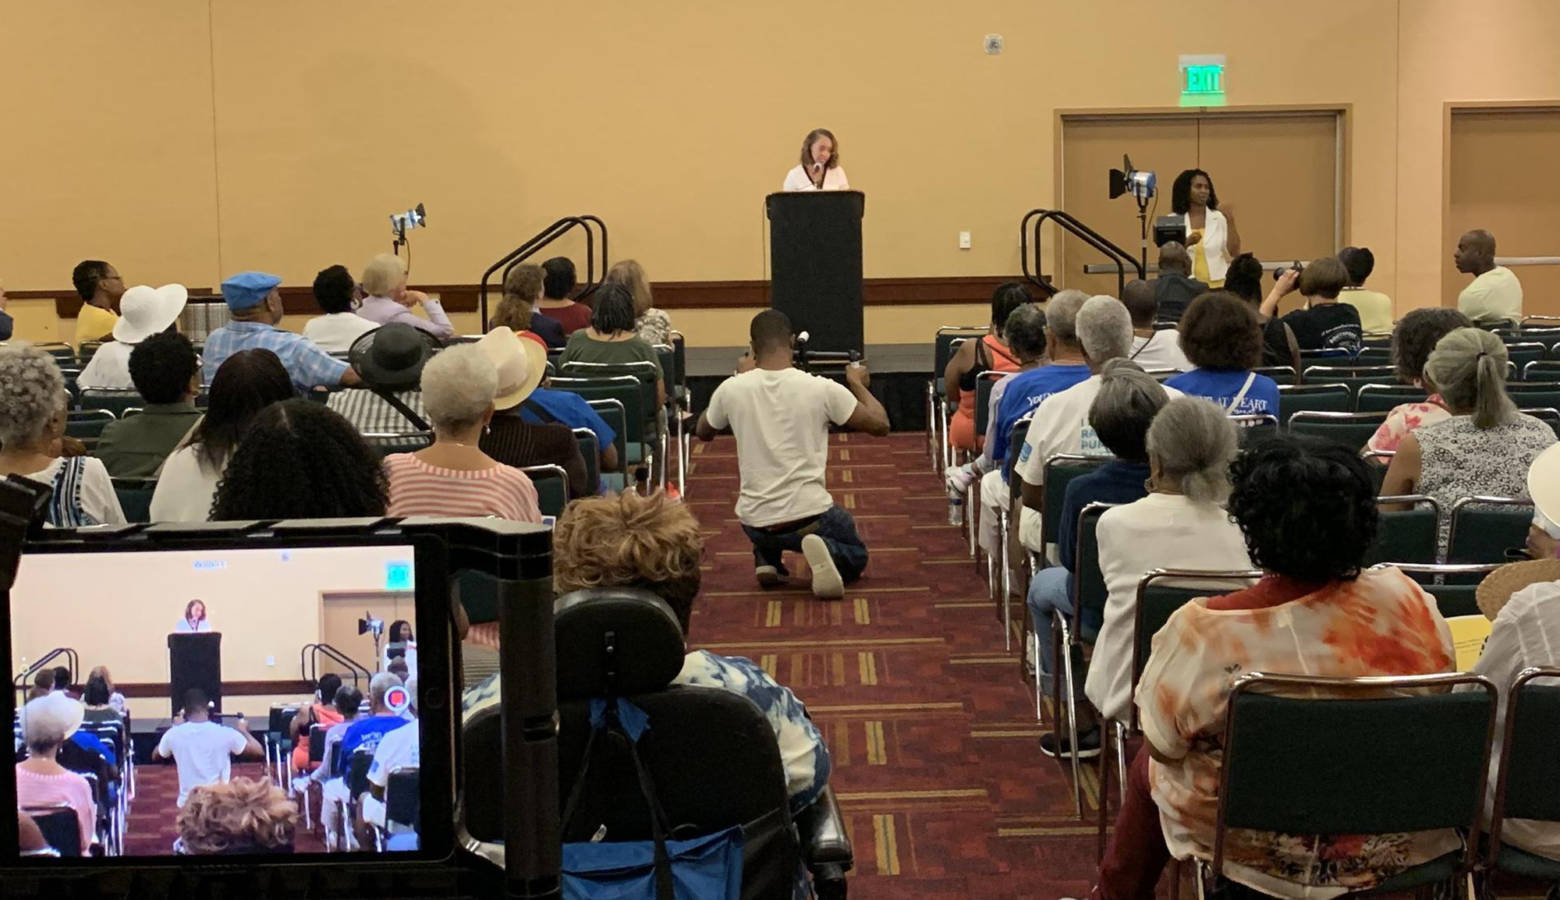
xmin=1458 ymin=265 xmax=1523 ymax=325
xmin=155 ymin=720 xmax=248 ymax=806
xmin=1083 ymin=493 xmax=1254 ymax=722
xmin=29 ymin=457 xmax=126 ymax=527
xmin=76 ymin=341 xmax=135 ymax=391
xmin=704 ymin=367 xmax=859 ymax=527
xmin=149 ymin=444 xmax=223 ymax=522
xmin=782 ymin=165 xmax=850 ymax=192
xmin=303 ymin=312 xmax=380 ymax=353
xmin=1128 ymin=332 xmax=1192 ymax=374
xmin=367 ymin=718 xmax=419 ymax=789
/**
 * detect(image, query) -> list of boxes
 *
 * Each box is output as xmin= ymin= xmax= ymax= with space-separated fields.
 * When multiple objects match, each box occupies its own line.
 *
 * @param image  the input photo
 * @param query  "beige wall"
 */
xmin=4 ymin=1 xmax=1560 ymax=344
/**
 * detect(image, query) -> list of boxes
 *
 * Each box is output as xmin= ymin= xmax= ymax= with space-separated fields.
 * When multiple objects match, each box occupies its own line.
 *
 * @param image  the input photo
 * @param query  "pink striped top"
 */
xmin=16 ymin=765 xmax=96 ymax=854
xmin=384 ymin=453 xmax=542 ymax=523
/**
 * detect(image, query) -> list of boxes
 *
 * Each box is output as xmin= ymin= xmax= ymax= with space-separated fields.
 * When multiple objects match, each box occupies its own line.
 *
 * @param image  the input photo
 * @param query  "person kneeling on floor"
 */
xmin=695 ymin=309 xmax=890 ymax=599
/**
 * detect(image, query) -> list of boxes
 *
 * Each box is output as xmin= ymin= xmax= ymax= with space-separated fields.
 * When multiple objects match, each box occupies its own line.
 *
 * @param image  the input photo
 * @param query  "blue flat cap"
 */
xmin=221 ymin=271 xmax=283 ymax=310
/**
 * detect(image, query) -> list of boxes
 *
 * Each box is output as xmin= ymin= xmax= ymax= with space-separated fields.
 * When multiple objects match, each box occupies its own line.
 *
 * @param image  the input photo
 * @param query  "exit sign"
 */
xmin=1179 ymin=54 xmax=1227 ymax=107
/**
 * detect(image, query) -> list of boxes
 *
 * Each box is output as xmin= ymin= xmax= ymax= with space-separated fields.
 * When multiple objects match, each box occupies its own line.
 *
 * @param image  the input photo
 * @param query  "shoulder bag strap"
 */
xmin=1225 ymin=371 xmax=1258 ymax=413
xmin=370 ymin=387 xmax=430 ymax=433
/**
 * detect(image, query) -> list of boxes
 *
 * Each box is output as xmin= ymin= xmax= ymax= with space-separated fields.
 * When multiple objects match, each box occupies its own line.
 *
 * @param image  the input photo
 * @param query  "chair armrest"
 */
xmin=796 ymin=785 xmax=854 ymax=872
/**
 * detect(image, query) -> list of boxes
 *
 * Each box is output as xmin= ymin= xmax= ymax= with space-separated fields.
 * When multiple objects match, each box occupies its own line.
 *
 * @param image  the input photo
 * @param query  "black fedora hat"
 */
xmin=348 ymin=323 xmax=439 ymax=390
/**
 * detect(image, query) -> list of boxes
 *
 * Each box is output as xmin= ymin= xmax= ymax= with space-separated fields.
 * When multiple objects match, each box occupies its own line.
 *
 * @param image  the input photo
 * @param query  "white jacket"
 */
xmin=1181 ymin=208 xmax=1231 ymax=284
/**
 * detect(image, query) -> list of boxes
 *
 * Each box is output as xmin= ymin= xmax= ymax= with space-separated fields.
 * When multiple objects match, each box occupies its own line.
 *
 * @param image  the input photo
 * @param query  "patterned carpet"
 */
xmin=682 ymin=432 xmax=1103 ymax=899
xmin=123 ymin=761 xmax=327 ymax=855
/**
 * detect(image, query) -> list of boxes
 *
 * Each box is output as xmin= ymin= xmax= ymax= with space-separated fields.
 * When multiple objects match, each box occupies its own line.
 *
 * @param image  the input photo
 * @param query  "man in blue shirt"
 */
xmin=975 ymin=291 xmax=1093 ymax=557
xmin=203 ymin=271 xmax=361 ymax=393
xmin=522 ymin=384 xmax=620 ymax=473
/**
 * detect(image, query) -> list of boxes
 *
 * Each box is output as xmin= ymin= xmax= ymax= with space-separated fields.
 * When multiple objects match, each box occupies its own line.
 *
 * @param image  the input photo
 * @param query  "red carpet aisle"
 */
xmin=124 ymin=761 xmax=326 ymax=855
xmin=685 ymin=433 xmax=1101 ymax=899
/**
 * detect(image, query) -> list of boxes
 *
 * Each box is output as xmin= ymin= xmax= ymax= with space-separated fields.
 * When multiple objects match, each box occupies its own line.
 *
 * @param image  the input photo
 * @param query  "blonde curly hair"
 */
xmin=553 ymin=491 xmax=704 ymax=630
xmin=0 ymin=343 xmax=66 ymax=446
xmin=177 ymin=777 xmax=297 ymax=855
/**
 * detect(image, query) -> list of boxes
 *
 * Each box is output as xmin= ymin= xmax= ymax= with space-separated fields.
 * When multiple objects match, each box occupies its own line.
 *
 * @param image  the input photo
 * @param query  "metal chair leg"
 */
xmin=1054 ymin=613 xmax=1083 ymax=818
xmin=1032 ymin=630 xmax=1045 ymax=723
xmin=1114 ymin=722 xmax=1128 ymax=805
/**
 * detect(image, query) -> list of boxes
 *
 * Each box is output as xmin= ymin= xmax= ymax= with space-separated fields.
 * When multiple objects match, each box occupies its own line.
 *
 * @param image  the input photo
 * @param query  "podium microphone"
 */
xmin=810 ymin=161 xmax=824 ymax=188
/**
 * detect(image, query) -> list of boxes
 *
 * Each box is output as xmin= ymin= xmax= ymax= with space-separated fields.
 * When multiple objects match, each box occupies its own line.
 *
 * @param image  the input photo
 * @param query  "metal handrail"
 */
xmin=478 ymin=215 xmax=609 ymax=329
xmin=13 ymin=647 xmax=80 ymax=705
xmin=299 ymin=643 xmax=372 ymax=691
xmin=1019 ymin=208 xmax=1144 ymax=299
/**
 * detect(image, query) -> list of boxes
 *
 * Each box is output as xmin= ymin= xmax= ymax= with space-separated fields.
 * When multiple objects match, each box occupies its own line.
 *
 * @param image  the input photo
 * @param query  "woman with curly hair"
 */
xmin=0 ymin=343 xmax=125 ymax=526
xmin=1364 ymin=307 xmax=1472 ymax=454
xmin=177 ymin=777 xmax=297 ymax=855
xmin=211 ymin=399 xmax=387 ymax=520
xmin=150 ymin=348 xmax=295 ymax=521
xmin=1091 ymin=433 xmax=1456 ymax=900
xmin=1166 ymin=292 xmax=1280 ymax=419
xmin=461 ymin=490 xmax=832 ymax=817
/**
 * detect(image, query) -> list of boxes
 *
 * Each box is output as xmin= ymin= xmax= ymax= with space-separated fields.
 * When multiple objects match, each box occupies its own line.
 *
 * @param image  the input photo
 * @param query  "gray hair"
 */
xmin=404 ymin=675 xmax=418 ymax=714
xmin=1088 ymin=359 xmax=1168 ymax=461
xmin=1003 ymin=303 xmax=1048 ymax=360
xmin=1076 ymin=295 xmax=1134 ymax=364
xmin=361 ymin=253 xmax=407 ymax=298
xmin=0 ymin=344 xmax=66 ymax=446
xmin=419 ymin=344 xmax=497 ymax=433
xmin=1146 ymin=397 xmax=1238 ymax=505
xmin=369 ymin=671 xmax=403 ymax=710
xmin=1423 ymin=327 xmax=1515 ymax=429
xmin=1044 ymin=289 xmax=1088 ymax=346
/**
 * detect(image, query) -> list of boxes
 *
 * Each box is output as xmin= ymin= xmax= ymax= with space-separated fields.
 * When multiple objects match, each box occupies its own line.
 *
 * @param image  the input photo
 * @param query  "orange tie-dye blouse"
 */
xmin=1135 ymin=567 xmax=1458 ymax=898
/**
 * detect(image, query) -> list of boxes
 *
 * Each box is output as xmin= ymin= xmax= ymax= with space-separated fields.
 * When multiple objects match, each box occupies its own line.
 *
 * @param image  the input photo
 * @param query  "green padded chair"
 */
xmin=111 ymin=478 xmax=157 ymax=524
xmin=518 ymin=463 xmax=569 ymax=519
xmin=1300 ymin=365 xmax=1398 ymax=401
xmin=585 ymin=398 xmax=628 ymax=494
xmin=1039 ymin=454 xmax=1110 ymax=565
xmin=928 ymin=327 xmax=988 ymax=473
xmin=65 ymin=409 xmax=115 ymax=446
xmin=1508 ymin=381 xmax=1560 ymax=410
xmin=1447 ymin=497 xmax=1533 ymax=566
xmin=1488 ymin=667 xmax=1560 ymax=883
xmin=1523 ymin=361 xmax=1560 ymax=383
xmin=1364 ymin=496 xmax=1441 ymax=568
xmin=1207 ymin=672 xmax=1497 ymax=896
xmin=1051 ymin=501 xmax=1117 ymax=818
xmin=552 ymin=373 xmax=652 ymax=487
xmin=79 ymin=389 xmax=144 ymax=419
xmin=1373 ymin=563 xmax=1500 ymax=617
xmin=362 ymin=431 xmax=434 ymax=458
xmin=572 ymin=428 xmax=600 ymax=496
xmin=1286 ymin=411 xmax=1387 ymax=454
xmin=1278 ymin=384 xmax=1352 ymax=423
xmin=1355 ymin=384 xmax=1428 ymax=413
xmin=1252 ymin=365 xmax=1297 ymax=387
xmin=1504 ymin=342 xmax=1546 ymax=380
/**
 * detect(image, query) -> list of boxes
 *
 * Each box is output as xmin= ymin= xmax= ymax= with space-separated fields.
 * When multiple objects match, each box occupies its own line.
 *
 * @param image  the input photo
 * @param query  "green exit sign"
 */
xmin=1179 ymin=54 xmax=1227 ymax=107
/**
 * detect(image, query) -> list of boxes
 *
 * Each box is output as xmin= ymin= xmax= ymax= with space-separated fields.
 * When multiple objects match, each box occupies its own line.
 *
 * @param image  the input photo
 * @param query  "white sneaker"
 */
xmin=801 ymin=535 xmax=844 ymax=600
xmin=944 ymin=463 xmax=977 ymax=495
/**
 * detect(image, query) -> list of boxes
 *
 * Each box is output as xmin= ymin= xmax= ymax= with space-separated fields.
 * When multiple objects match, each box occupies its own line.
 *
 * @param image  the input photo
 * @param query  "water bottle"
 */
xmin=948 ymin=492 xmax=965 ymax=527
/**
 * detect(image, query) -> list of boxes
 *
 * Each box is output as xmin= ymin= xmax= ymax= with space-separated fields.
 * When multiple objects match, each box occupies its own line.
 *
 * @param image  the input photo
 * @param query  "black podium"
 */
xmin=766 ymin=191 xmax=865 ymax=355
xmin=168 ymin=632 xmax=222 ymax=717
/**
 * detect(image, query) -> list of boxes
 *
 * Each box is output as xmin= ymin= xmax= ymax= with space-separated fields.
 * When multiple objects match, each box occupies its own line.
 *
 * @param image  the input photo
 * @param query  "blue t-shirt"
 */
xmin=339 ymin=714 xmax=410 ymax=765
xmin=521 ymin=387 xmax=618 ymax=451
xmin=988 ymin=364 xmax=1092 ymax=474
xmin=1056 ymin=460 xmax=1150 ymax=572
xmin=1165 ymin=368 xmax=1280 ymax=419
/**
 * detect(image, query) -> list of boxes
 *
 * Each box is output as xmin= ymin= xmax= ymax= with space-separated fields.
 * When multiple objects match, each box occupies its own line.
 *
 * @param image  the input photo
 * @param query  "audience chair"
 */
xmin=23 ymin=805 xmax=82 ymax=858
xmin=564 ymin=359 xmax=670 ymax=491
xmin=928 ymin=327 xmax=988 ymax=474
xmin=1372 ymin=563 xmax=1500 ymax=618
xmin=1486 ymin=666 xmax=1560 ymax=885
xmin=1202 ymin=672 xmax=1496 ymax=898
xmin=461 ymin=587 xmax=852 ymax=897
xmin=343 ymin=748 xmax=375 ymax=851
xmin=1360 ymin=334 xmax=1394 ymax=350
xmin=111 ymin=478 xmax=156 ymax=524
xmin=266 ymin=705 xmax=301 ymax=792
xmin=362 ymin=431 xmax=435 ymax=458
xmin=1251 ymin=365 xmax=1297 ymax=387
xmin=1300 ymin=365 xmax=1398 ymax=400
xmin=1277 ymin=384 xmax=1352 ymax=423
xmin=1508 ymin=381 xmax=1560 ymax=410
xmin=1365 ymin=496 xmax=1441 ymax=568
xmin=79 ymin=389 xmax=143 ymax=419
xmin=1522 ymin=407 xmax=1560 ymax=438
xmin=1227 ymin=414 xmax=1279 ymax=447
xmin=553 ymin=374 xmax=656 ymax=490
xmin=375 ymin=766 xmax=421 ymax=852
xmin=584 ymin=398 xmax=629 ymax=494
xmin=1286 ymin=411 xmax=1388 ymax=454
xmin=1447 ymin=497 xmax=1534 ymax=566
xmin=59 ymin=368 xmax=82 ymax=408
xmin=76 ymin=341 xmax=104 ymax=366
xmin=652 ymin=342 xmax=689 ymax=496
xmin=1504 ymin=342 xmax=1547 ymax=379
xmin=992 ymin=417 xmax=1037 ymax=632
xmin=1298 ymin=348 xmax=1354 ymax=366
xmin=571 ymin=428 xmax=601 ymax=496
xmin=36 ymin=342 xmax=78 ymax=369
xmin=1508 ymin=325 xmax=1560 ymax=355
xmin=1039 ymin=455 xmax=1111 ymax=568
xmin=518 ymin=464 xmax=570 ymax=518
xmin=971 ymin=370 xmax=1006 ymax=462
xmin=1524 ymin=360 xmax=1560 ymax=383
xmin=65 ymin=409 xmax=114 ymax=449
xmin=1051 ymin=501 xmax=1117 ymax=819
xmin=1353 ymin=346 xmax=1393 ymax=366
xmin=1355 ymin=383 xmax=1429 ymax=413
xmin=302 ymin=722 xmax=329 ymax=830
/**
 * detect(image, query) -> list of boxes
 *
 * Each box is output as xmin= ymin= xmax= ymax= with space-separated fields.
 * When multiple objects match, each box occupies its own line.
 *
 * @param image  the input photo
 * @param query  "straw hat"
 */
xmin=112 ymin=283 xmax=188 ymax=343
xmin=476 ymin=326 xmax=546 ymax=411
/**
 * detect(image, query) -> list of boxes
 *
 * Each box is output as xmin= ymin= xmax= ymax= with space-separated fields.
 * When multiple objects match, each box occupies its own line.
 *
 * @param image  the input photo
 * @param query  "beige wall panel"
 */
xmin=1196 ymin=114 xmax=1338 ymax=267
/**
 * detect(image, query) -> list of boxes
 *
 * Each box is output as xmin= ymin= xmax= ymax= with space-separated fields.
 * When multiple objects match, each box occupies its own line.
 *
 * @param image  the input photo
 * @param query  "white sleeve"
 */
xmin=782 ymin=166 xmax=813 ymax=192
xmin=83 ymin=458 xmax=126 ymax=525
xmin=703 ymin=380 xmax=731 ymax=430
xmin=833 ymin=167 xmax=849 ymax=189
xmin=823 ymin=378 xmax=859 ymax=426
xmin=227 ymin=727 xmax=248 ymax=756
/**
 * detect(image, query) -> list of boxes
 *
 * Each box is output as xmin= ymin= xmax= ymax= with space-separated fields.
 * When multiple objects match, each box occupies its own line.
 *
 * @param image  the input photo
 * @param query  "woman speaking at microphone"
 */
xmin=783 ymin=128 xmax=850 ymax=191
xmin=1172 ymin=168 xmax=1241 ymax=288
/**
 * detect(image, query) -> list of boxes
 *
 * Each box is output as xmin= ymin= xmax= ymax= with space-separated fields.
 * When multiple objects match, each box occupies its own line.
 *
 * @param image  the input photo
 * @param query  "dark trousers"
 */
xmin=741 ymin=505 xmax=869 ymax=583
xmin=1095 ymin=746 xmax=1171 ymax=900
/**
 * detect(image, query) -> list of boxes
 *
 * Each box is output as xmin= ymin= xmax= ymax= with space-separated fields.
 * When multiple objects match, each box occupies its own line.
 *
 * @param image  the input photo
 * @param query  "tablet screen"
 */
xmin=10 ymin=542 xmax=431 ymax=859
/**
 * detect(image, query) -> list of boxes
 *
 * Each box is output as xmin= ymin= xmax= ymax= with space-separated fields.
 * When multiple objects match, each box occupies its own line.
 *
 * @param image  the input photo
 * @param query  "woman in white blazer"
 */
xmin=1172 ymin=168 xmax=1241 ymax=288
xmin=783 ymin=128 xmax=850 ymax=191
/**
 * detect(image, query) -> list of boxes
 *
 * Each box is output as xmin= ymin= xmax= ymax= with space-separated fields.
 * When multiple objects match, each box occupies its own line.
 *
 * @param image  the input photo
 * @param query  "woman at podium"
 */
xmin=176 ymin=599 xmax=213 ymax=633
xmin=1171 ymin=168 xmax=1241 ymax=288
xmin=783 ymin=128 xmax=850 ymax=191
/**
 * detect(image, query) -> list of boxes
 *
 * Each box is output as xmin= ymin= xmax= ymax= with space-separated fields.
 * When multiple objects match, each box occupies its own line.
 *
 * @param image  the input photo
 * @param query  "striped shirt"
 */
xmin=383 ymin=453 xmax=542 ymax=522
xmin=202 ymin=321 xmax=349 ymax=393
xmin=327 ymin=390 xmax=428 ymax=434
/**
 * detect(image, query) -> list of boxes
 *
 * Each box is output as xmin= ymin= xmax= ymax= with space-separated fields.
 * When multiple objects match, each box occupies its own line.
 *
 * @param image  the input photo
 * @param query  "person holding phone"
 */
xmin=783 ymin=128 xmax=849 ymax=191
xmin=153 ymin=689 xmax=263 ymax=807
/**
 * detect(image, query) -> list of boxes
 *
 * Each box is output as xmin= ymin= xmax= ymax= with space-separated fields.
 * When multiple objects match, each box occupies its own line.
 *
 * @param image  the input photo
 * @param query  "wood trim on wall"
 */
xmin=29 ymin=275 xmax=1023 ymax=320
xmin=118 ymin=679 xmax=314 ymax=699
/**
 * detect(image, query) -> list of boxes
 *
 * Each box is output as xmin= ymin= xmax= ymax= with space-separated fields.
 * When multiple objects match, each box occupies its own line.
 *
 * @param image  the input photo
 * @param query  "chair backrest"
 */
xmin=79 ymin=389 xmax=143 ymax=418
xmin=346 ymin=747 xmax=375 ymax=795
xmin=1363 ymin=496 xmax=1441 ymax=567
xmin=1354 ymin=383 xmax=1427 ymax=413
xmin=584 ymin=398 xmax=629 ymax=469
xmin=572 ymin=428 xmax=601 ymax=495
xmin=1301 ymin=366 xmax=1398 ymax=399
xmin=1489 ymin=667 xmax=1560 ymax=860
xmin=23 ymin=805 xmax=82 ymax=857
xmin=268 ymin=704 xmax=297 ymax=735
xmin=77 ymin=341 xmax=104 ymax=365
xmin=1352 ymin=347 xmax=1393 ymax=366
xmin=385 ymin=766 xmax=421 ymax=828
xmin=1214 ymin=671 xmax=1497 ymax=878
xmin=1504 ymin=342 xmax=1546 ymax=378
xmin=363 ymin=431 xmax=434 ymax=458
xmin=1071 ymin=502 xmax=1118 ymax=642
xmin=36 ymin=343 xmax=78 ymax=368
xmin=111 ymin=477 xmax=156 ymax=524
xmin=1447 ymin=496 xmax=1533 ymax=565
xmin=1040 ymin=454 xmax=1110 ymax=550
xmin=1286 ymin=410 xmax=1387 ymax=454
xmin=933 ymin=328 xmax=988 ymax=383
xmin=651 ymin=343 xmax=678 ymax=396
xmin=1277 ymin=383 xmax=1351 ymax=422
xmin=1131 ymin=569 xmax=1262 ymax=728
xmin=1508 ymin=381 xmax=1560 ymax=410
xmin=972 ymin=370 xmax=1005 ymax=439
xmin=1374 ymin=563 xmax=1501 ymax=618
xmin=1252 ymin=365 xmax=1297 ymax=386
xmin=558 ymin=363 xmax=659 ymax=425
xmin=59 ymin=368 xmax=82 ymax=407
xmin=64 ymin=409 xmax=115 ymax=442
xmin=553 ymin=376 xmax=645 ymax=444
xmin=1521 ymin=407 xmax=1560 ymax=438
xmin=1524 ymin=360 xmax=1560 ymax=384
xmin=519 ymin=464 xmax=570 ymax=518
xmin=308 ymin=723 xmax=329 ymax=764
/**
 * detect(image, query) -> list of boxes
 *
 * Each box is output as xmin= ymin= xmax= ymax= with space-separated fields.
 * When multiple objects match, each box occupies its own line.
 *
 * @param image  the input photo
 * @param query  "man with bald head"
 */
xmin=1122 ymin=279 xmax=1192 ymax=372
xmin=1152 ymin=241 xmax=1208 ymax=322
xmin=1456 ymin=229 xmax=1523 ymax=326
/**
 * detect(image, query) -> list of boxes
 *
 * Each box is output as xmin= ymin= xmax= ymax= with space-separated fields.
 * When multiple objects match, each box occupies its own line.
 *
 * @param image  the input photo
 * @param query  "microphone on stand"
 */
xmin=810 ymin=161 xmax=825 ymax=188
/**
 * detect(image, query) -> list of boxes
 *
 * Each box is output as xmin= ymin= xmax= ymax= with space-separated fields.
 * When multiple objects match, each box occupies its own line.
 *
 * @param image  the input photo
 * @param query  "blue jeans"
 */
xmin=741 ymin=505 xmax=869 ymax=584
xmin=1027 ymin=566 xmax=1104 ymax=699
